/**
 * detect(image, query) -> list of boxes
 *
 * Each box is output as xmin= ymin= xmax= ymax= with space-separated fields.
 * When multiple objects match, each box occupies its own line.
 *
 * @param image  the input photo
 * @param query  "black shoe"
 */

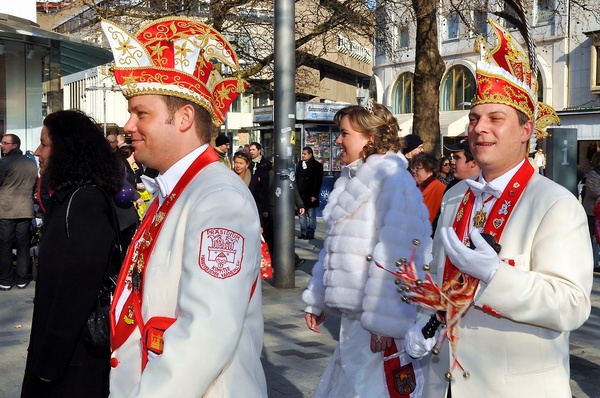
xmin=305 ymin=236 xmax=314 ymax=240
xmin=17 ymin=281 xmax=31 ymax=289
xmin=295 ymin=258 xmax=306 ymax=269
xmin=299 ymin=234 xmax=307 ymax=239
xmin=0 ymin=284 xmax=12 ymax=291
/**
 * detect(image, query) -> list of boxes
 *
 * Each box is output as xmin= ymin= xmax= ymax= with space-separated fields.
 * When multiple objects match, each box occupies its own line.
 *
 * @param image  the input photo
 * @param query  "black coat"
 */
xmin=250 ymin=157 xmax=271 ymax=224
xmin=296 ymin=157 xmax=324 ymax=208
xmin=22 ymin=186 xmax=118 ymax=398
xmin=248 ymin=171 xmax=269 ymax=221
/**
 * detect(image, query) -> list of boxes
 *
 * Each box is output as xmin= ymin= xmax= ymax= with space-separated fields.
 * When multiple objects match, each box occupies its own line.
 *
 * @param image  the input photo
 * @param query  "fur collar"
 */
xmin=323 ymin=151 xmax=408 ymax=226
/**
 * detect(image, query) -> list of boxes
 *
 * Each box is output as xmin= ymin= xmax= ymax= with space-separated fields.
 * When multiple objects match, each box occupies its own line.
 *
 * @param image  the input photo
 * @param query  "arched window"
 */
xmin=440 ymin=65 xmax=476 ymax=111
xmin=537 ymin=71 xmax=544 ymax=102
xmin=392 ymin=72 xmax=414 ymax=114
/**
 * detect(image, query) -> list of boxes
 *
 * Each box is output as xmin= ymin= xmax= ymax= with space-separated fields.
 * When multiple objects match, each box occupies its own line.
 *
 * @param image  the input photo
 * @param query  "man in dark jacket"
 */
xmin=0 ymin=134 xmax=38 ymax=290
xmin=296 ymin=146 xmax=323 ymax=240
xmin=249 ymin=142 xmax=271 ymax=224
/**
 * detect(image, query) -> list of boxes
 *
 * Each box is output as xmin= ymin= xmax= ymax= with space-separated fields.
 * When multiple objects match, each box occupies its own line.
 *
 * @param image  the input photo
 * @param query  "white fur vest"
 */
xmin=302 ymin=151 xmax=432 ymax=338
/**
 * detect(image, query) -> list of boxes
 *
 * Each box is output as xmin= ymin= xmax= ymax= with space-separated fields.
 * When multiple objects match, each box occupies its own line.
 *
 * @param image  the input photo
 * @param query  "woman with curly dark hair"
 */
xmin=302 ymin=102 xmax=432 ymax=397
xmin=21 ymin=110 xmax=122 ymax=398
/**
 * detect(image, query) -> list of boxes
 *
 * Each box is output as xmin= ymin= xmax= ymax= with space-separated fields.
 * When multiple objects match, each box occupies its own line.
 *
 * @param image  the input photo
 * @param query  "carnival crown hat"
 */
xmin=471 ymin=18 xmax=560 ymax=139
xmin=101 ymin=17 xmax=248 ymax=127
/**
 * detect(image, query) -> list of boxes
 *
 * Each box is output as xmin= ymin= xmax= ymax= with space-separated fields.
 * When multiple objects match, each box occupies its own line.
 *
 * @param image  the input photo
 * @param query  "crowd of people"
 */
xmin=0 ymin=15 xmax=595 ymax=398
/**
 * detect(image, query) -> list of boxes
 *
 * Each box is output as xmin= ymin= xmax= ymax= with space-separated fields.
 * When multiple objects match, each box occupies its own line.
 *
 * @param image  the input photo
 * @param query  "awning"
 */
xmin=0 ymin=13 xmax=112 ymax=76
xmin=396 ymin=113 xmax=413 ymax=136
xmin=556 ymin=109 xmax=600 ymax=141
xmin=394 ymin=110 xmax=469 ymax=137
xmin=440 ymin=110 xmax=469 ymax=137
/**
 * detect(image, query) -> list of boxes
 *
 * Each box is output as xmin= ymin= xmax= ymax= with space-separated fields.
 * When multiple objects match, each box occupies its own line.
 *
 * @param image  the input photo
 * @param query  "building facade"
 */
xmin=0 ymin=1 xmax=111 ymax=151
xmin=374 ymin=1 xmax=600 ymax=168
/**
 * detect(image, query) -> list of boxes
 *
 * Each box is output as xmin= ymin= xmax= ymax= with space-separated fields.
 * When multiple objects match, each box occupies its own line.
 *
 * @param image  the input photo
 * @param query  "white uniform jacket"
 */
xmin=110 ymin=161 xmax=267 ymax=397
xmin=423 ymin=172 xmax=593 ymax=398
xmin=302 ymin=151 xmax=432 ymax=338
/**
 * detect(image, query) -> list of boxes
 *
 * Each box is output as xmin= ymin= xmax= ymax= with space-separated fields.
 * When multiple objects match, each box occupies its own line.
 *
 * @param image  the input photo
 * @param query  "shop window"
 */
xmin=253 ymin=93 xmax=270 ymax=107
xmin=440 ymin=65 xmax=476 ymax=111
xmin=392 ymin=72 xmax=414 ymax=114
xmin=304 ymin=127 xmax=342 ymax=172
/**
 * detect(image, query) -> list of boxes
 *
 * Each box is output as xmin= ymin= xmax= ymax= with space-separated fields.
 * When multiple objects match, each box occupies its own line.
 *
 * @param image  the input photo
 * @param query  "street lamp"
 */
xmin=85 ymin=82 xmax=121 ymax=136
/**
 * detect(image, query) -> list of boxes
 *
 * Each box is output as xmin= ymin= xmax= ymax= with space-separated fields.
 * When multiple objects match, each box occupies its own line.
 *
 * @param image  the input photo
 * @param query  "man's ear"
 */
xmin=178 ymin=104 xmax=195 ymax=132
xmin=521 ymin=119 xmax=534 ymax=144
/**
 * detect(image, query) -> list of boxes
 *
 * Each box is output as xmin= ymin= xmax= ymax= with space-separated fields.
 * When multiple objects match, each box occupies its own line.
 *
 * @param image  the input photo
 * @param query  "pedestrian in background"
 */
xmin=296 ymin=146 xmax=323 ymax=240
xmin=411 ymin=152 xmax=446 ymax=223
xmin=233 ymin=151 xmax=269 ymax=228
xmin=249 ymin=141 xmax=271 ymax=225
xmin=21 ymin=109 xmax=122 ymax=397
xmin=401 ymin=133 xmax=424 ymax=160
xmin=116 ymin=145 xmax=143 ymax=251
xmin=534 ymin=146 xmax=546 ymax=175
xmin=438 ymin=156 xmax=454 ymax=185
xmin=0 ymin=133 xmax=38 ymax=291
xmin=302 ymin=102 xmax=431 ymax=397
xmin=214 ymin=134 xmax=232 ymax=169
xmin=583 ymin=151 xmax=600 ymax=271
xmin=106 ymin=134 xmax=118 ymax=152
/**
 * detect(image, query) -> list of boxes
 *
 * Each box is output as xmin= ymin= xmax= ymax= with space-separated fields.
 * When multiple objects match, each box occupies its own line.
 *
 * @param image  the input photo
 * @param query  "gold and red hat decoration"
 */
xmin=101 ymin=17 xmax=248 ymax=127
xmin=471 ymin=19 xmax=560 ymax=139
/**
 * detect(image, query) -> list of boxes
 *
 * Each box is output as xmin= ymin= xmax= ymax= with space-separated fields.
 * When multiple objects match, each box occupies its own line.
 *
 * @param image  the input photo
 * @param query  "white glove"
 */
xmin=405 ymin=323 xmax=437 ymax=359
xmin=440 ymin=227 xmax=500 ymax=284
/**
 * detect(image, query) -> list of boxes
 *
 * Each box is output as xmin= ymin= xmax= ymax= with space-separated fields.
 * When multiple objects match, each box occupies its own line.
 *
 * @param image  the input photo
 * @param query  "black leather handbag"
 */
xmin=82 ymin=273 xmax=118 ymax=354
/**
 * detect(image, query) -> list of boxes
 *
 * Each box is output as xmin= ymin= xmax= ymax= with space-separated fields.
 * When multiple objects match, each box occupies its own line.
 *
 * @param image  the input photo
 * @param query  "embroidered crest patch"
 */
xmin=392 ymin=362 xmax=416 ymax=395
xmin=199 ymin=228 xmax=244 ymax=279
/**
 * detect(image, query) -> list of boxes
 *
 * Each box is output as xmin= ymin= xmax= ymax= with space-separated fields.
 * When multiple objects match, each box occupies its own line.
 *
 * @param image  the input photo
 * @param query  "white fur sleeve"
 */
xmin=361 ymin=169 xmax=432 ymax=338
xmin=302 ymin=249 xmax=327 ymax=315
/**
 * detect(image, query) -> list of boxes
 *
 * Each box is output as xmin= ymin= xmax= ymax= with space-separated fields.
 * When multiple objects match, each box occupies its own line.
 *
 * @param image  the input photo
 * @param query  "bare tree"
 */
xmin=412 ymin=0 xmax=445 ymax=152
xmin=78 ymin=0 xmax=377 ymax=98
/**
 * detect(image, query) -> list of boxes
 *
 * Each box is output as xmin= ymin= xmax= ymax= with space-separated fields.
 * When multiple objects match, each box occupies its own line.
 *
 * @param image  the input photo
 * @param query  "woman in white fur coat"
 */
xmin=302 ymin=103 xmax=432 ymax=397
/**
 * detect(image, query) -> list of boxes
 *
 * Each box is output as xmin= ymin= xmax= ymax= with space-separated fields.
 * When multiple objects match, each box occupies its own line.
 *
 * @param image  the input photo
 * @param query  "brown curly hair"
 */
xmin=333 ymin=103 xmax=403 ymax=160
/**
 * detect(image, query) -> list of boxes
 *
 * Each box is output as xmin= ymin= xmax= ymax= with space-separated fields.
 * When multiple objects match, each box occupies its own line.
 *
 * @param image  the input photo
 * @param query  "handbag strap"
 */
xmin=65 ymin=185 xmax=124 ymax=285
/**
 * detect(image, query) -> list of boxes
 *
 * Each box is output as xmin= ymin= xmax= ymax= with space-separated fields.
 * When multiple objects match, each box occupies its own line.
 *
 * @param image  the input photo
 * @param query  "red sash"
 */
xmin=111 ymin=147 xmax=219 ymax=352
xmin=384 ymin=341 xmax=417 ymax=397
xmin=440 ymin=160 xmax=535 ymax=372
xmin=442 ymin=160 xmax=535 ymax=293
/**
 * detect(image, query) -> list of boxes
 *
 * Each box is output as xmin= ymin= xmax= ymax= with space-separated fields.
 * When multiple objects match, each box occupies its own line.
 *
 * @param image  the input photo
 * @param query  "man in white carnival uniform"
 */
xmin=405 ymin=19 xmax=592 ymax=398
xmin=101 ymin=17 xmax=267 ymax=397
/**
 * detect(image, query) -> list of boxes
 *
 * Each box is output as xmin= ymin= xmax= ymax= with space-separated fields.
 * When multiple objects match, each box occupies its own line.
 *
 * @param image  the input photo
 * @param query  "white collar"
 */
xmin=478 ymin=159 xmax=525 ymax=195
xmin=155 ymin=145 xmax=208 ymax=204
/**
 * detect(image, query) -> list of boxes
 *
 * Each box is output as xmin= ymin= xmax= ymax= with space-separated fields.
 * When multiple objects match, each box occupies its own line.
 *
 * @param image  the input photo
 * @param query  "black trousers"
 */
xmin=0 ymin=218 xmax=32 ymax=286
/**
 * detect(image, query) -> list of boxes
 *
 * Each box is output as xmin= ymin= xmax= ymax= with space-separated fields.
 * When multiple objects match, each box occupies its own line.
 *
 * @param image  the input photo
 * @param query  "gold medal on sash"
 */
xmin=473 ymin=209 xmax=487 ymax=229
